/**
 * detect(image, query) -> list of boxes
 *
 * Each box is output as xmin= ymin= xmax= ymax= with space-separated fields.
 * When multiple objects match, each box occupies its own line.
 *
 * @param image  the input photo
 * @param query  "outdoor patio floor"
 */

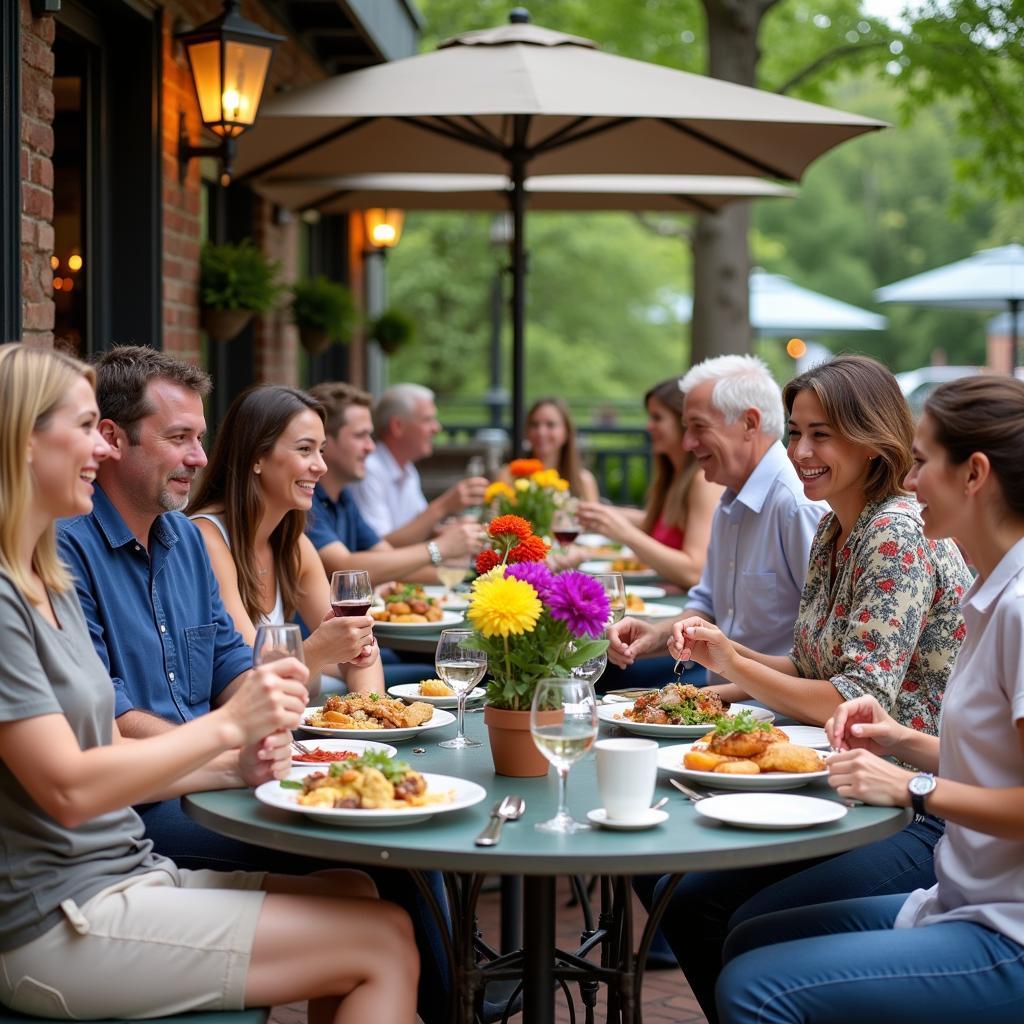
xmin=268 ymin=875 xmax=706 ymax=1024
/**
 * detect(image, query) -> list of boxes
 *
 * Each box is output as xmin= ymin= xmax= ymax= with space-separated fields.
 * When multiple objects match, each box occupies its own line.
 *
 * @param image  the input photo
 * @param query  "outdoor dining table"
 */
xmin=183 ymin=713 xmax=908 ymax=1024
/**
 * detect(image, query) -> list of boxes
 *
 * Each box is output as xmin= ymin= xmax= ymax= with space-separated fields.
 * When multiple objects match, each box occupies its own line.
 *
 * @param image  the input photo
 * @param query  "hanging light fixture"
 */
xmin=177 ymin=1 xmax=283 ymax=186
xmin=363 ymin=208 xmax=405 ymax=250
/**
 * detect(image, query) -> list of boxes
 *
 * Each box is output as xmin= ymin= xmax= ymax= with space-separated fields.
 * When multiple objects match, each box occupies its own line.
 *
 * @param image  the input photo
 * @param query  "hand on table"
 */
xmin=827 ymin=748 xmax=912 ymax=807
xmin=607 ymin=616 xmax=664 ymax=667
xmin=669 ymin=616 xmax=738 ymax=678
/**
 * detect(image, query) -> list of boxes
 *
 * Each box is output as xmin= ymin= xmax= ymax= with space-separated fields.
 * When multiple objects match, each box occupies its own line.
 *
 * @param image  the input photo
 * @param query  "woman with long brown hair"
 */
xmin=578 ymin=377 xmax=722 ymax=588
xmin=188 ymin=385 xmax=382 ymax=694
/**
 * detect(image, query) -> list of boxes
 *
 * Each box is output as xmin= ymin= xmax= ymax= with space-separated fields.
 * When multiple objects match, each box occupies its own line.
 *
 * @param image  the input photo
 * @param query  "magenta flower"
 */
xmin=505 ymin=561 xmax=556 ymax=601
xmin=546 ymin=571 xmax=610 ymax=638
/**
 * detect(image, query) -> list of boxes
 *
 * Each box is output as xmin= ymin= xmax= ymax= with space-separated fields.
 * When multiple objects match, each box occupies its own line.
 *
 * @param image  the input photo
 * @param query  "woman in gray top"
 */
xmin=0 ymin=345 xmax=417 ymax=1022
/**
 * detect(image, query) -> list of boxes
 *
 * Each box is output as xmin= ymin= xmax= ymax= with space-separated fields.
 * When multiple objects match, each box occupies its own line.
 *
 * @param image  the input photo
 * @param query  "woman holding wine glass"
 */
xmin=188 ymin=385 xmax=383 ymax=695
xmin=434 ymin=629 xmax=488 ymax=749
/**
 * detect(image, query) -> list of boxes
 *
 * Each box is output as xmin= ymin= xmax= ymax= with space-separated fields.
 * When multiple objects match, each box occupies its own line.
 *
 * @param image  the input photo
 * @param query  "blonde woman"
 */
xmin=0 ymin=344 xmax=416 ymax=1023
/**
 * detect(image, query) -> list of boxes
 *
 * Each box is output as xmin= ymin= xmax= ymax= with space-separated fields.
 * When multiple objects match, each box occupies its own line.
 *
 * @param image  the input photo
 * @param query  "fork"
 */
xmin=669 ymin=778 xmax=729 ymax=802
xmin=291 ymin=738 xmax=315 ymax=756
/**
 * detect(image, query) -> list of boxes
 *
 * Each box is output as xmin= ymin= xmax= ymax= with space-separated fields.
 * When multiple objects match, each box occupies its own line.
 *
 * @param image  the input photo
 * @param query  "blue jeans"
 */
xmin=638 ymin=815 xmax=944 ymax=1023
xmin=717 ymin=893 xmax=1024 ymax=1023
xmin=140 ymin=799 xmax=451 ymax=1024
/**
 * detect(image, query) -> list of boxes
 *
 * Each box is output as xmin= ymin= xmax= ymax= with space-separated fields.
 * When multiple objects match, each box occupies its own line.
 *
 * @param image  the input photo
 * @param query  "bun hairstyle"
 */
xmin=924 ymin=376 xmax=1024 ymax=518
xmin=783 ymin=355 xmax=914 ymax=502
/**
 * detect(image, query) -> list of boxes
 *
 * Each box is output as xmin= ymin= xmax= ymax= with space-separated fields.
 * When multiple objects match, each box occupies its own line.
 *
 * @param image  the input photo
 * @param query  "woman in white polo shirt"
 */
xmin=715 ymin=374 xmax=1024 ymax=1024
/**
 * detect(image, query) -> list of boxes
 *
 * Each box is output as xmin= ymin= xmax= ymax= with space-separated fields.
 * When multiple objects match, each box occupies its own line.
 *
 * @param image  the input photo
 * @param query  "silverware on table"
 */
xmin=651 ymin=796 xmax=670 ymax=811
xmin=668 ymin=778 xmax=729 ymax=802
xmin=474 ymin=794 xmax=526 ymax=846
xmin=291 ymin=738 xmax=315 ymax=756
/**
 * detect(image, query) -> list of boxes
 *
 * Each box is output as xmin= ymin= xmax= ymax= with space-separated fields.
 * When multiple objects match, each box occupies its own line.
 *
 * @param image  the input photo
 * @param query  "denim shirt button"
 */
xmin=168 ymin=671 xmax=175 ymax=681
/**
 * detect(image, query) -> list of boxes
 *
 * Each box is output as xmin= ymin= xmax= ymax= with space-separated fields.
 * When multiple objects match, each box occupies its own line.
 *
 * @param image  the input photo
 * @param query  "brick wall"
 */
xmin=20 ymin=0 xmax=55 ymax=348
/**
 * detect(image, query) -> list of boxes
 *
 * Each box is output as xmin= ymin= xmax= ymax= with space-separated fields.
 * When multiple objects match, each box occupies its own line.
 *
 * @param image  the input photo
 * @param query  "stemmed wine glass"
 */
xmin=253 ymin=623 xmax=305 ymax=667
xmin=436 ymin=556 xmax=469 ymax=602
xmin=591 ymin=572 xmax=626 ymax=625
xmin=571 ymin=649 xmax=608 ymax=688
xmin=435 ymin=629 xmax=487 ymax=749
xmin=551 ymin=507 xmax=582 ymax=552
xmin=330 ymin=570 xmax=373 ymax=617
xmin=530 ymin=677 xmax=599 ymax=833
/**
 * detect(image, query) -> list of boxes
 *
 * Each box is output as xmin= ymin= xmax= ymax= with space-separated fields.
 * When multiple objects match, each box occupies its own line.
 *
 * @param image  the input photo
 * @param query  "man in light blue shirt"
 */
xmin=609 ymin=355 xmax=825 ymax=687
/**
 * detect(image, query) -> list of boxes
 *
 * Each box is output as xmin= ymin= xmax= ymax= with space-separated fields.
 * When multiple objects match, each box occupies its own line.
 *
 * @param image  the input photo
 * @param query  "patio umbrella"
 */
xmin=235 ymin=13 xmax=883 ymax=449
xmin=673 ymin=269 xmax=887 ymax=335
xmin=875 ymin=244 xmax=1024 ymax=368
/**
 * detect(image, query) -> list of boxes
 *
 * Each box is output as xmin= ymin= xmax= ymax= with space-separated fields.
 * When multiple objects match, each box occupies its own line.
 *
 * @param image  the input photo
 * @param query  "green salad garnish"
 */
xmin=659 ymin=702 xmax=721 ymax=725
xmin=327 ymin=749 xmax=411 ymax=783
xmin=713 ymin=709 xmax=772 ymax=736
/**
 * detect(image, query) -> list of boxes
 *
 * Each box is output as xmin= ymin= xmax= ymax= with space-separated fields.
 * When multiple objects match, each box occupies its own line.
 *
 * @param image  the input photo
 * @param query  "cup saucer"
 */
xmin=586 ymin=807 xmax=669 ymax=830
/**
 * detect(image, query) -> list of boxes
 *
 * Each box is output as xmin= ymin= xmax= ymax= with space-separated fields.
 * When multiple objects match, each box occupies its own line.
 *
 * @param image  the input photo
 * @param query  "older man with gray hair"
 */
xmin=609 ymin=354 xmax=826 ymax=692
xmin=352 ymin=383 xmax=488 ymax=544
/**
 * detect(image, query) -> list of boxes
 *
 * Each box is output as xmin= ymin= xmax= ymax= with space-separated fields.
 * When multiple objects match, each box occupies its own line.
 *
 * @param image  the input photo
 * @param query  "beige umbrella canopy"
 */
xmin=255 ymin=173 xmax=796 ymax=214
xmin=236 ymin=12 xmax=882 ymax=449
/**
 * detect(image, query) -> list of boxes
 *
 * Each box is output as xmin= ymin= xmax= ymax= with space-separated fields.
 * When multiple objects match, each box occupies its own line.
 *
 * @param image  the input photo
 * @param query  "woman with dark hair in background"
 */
xmin=188 ymin=384 xmax=383 ymax=694
xmin=578 ymin=377 xmax=722 ymax=588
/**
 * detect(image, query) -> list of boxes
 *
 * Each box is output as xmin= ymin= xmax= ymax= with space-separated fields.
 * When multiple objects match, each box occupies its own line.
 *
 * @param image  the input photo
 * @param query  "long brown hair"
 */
xmin=188 ymin=385 xmax=325 ymax=624
xmin=527 ymin=397 xmax=588 ymax=497
xmin=783 ymin=355 xmax=914 ymax=503
xmin=642 ymin=378 xmax=698 ymax=535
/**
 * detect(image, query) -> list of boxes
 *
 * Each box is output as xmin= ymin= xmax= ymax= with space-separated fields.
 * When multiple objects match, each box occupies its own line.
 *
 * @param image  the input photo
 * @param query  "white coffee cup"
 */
xmin=595 ymin=737 xmax=658 ymax=822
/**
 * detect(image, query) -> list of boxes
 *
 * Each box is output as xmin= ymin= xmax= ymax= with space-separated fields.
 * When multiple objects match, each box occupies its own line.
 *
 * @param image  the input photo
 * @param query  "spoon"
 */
xmin=651 ymin=796 xmax=669 ymax=812
xmin=474 ymin=794 xmax=526 ymax=846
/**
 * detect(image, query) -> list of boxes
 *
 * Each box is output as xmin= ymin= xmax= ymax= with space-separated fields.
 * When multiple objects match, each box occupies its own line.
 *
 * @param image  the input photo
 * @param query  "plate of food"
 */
xmin=257 ymin=753 xmax=487 ymax=826
xmin=301 ymin=694 xmax=456 ymax=740
xmin=372 ymin=610 xmax=464 ymax=632
xmin=597 ymin=683 xmax=774 ymax=737
xmin=291 ymin=737 xmax=398 ymax=767
xmin=656 ymin=715 xmax=829 ymax=791
xmin=579 ymin=559 xmax=658 ymax=581
xmin=626 ymin=599 xmax=683 ymax=621
xmin=388 ymin=680 xmax=486 ymax=709
xmin=626 ymin=585 xmax=667 ymax=600
xmin=418 ymin=585 xmax=469 ymax=611
xmin=371 ymin=583 xmax=461 ymax=627
xmin=694 ymin=792 xmax=847 ymax=830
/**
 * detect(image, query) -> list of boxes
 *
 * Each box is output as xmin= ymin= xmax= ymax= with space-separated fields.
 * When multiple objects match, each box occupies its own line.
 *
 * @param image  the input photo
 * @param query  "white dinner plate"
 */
xmin=579 ymin=560 xmax=658 ymax=581
xmin=257 ymin=768 xmax=487 ymax=827
xmin=372 ymin=609 xmax=465 ymax=632
xmin=629 ymin=602 xmax=683 ymax=621
xmin=387 ymin=683 xmax=485 ymax=708
xmin=657 ymin=742 xmax=829 ymax=791
xmin=625 ymin=585 xmax=667 ymax=600
xmin=694 ymin=793 xmax=847 ymax=830
xmin=776 ymin=725 xmax=831 ymax=750
xmin=418 ymin=586 xmax=469 ymax=611
xmin=291 ymin=738 xmax=398 ymax=767
xmin=599 ymin=701 xmax=775 ymax=738
xmin=300 ymin=706 xmax=456 ymax=740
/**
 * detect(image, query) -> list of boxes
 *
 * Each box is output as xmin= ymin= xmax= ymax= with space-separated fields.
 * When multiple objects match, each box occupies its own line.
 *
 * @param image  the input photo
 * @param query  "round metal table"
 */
xmin=184 ymin=714 xmax=909 ymax=1023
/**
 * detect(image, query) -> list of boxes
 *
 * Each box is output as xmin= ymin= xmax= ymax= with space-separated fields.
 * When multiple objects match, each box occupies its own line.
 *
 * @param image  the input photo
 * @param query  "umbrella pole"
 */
xmin=510 ymin=145 xmax=527 ymax=456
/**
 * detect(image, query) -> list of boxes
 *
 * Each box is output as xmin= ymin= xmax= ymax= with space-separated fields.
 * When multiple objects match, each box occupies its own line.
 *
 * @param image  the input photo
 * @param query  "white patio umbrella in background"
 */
xmin=235 ymin=11 xmax=883 ymax=451
xmin=875 ymin=244 xmax=1024 ymax=369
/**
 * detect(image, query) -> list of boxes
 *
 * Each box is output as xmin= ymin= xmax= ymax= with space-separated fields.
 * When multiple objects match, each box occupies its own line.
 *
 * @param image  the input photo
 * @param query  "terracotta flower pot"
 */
xmin=298 ymin=325 xmax=332 ymax=354
xmin=200 ymin=308 xmax=253 ymax=344
xmin=484 ymin=705 xmax=563 ymax=778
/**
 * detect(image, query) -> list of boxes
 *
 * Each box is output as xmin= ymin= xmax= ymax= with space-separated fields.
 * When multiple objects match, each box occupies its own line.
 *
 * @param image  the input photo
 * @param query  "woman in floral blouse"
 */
xmin=646 ymin=356 xmax=973 ymax=1024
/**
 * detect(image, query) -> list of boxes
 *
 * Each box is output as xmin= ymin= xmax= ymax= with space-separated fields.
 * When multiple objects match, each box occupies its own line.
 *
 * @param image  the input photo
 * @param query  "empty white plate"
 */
xmin=694 ymin=793 xmax=847 ymax=830
xmin=777 ymin=725 xmax=831 ymax=750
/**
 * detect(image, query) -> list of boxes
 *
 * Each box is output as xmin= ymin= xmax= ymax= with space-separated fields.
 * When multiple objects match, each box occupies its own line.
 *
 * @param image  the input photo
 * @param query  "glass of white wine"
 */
xmin=435 ymin=629 xmax=487 ymax=749
xmin=436 ymin=558 xmax=469 ymax=601
xmin=591 ymin=573 xmax=626 ymax=625
xmin=531 ymin=676 xmax=599 ymax=833
xmin=253 ymin=623 xmax=304 ymax=667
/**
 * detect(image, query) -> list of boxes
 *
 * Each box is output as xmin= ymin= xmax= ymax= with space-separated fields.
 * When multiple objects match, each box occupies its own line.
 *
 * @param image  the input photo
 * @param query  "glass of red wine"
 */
xmin=552 ymin=508 xmax=581 ymax=551
xmin=330 ymin=569 xmax=373 ymax=617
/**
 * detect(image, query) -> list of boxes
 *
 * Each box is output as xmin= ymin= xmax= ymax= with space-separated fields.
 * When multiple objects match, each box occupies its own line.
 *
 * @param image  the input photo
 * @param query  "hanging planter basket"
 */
xmin=299 ymin=325 xmax=333 ymax=355
xmin=200 ymin=308 xmax=254 ymax=344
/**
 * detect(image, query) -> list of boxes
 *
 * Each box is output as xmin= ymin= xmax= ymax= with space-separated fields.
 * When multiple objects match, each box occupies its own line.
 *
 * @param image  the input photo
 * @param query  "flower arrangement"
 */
xmin=483 ymin=459 xmax=570 ymax=538
xmin=466 ymin=515 xmax=609 ymax=711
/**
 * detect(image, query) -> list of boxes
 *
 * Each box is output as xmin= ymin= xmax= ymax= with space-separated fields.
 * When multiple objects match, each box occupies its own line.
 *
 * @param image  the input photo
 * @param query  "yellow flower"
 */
xmin=514 ymin=478 xmax=530 ymax=492
xmin=468 ymin=575 xmax=542 ymax=638
xmin=484 ymin=480 xmax=516 ymax=503
xmin=553 ymin=477 xmax=570 ymax=492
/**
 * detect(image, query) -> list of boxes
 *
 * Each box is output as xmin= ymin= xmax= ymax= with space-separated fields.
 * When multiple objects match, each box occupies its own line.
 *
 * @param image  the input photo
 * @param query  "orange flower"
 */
xmin=475 ymin=549 xmax=501 ymax=574
xmin=488 ymin=515 xmax=532 ymax=541
xmin=508 ymin=458 xmax=544 ymax=478
xmin=507 ymin=535 xmax=550 ymax=564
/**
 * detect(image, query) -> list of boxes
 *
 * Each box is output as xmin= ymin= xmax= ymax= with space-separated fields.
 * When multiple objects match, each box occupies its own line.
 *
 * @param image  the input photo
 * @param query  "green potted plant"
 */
xmin=200 ymin=240 xmax=282 ymax=343
xmin=369 ymin=308 xmax=415 ymax=355
xmin=467 ymin=516 xmax=609 ymax=776
xmin=291 ymin=275 xmax=357 ymax=355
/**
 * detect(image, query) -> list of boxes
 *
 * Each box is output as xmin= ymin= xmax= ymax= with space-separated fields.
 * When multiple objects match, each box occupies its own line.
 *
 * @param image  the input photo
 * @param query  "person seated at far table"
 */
xmin=717 ymin=378 xmax=1024 ymax=1024
xmin=307 ymin=381 xmax=485 ymax=586
xmin=187 ymin=384 xmax=383 ymax=694
xmin=499 ymin=396 xmax=600 ymax=502
xmin=646 ymin=355 xmax=973 ymax=1023
xmin=0 ymin=342 xmax=418 ymax=1024
xmin=577 ymin=377 xmax=722 ymax=589
xmin=351 ymin=382 xmax=488 ymax=544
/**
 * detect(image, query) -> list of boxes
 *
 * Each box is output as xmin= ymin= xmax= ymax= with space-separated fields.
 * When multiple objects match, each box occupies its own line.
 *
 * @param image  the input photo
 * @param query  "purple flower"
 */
xmin=505 ymin=561 xmax=555 ymax=600
xmin=546 ymin=571 xmax=610 ymax=638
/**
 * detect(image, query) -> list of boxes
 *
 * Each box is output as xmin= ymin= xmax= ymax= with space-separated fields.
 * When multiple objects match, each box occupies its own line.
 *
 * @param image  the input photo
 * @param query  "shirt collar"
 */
xmin=730 ymin=442 xmax=791 ymax=513
xmin=965 ymin=536 xmax=1024 ymax=613
xmin=91 ymin=483 xmax=178 ymax=551
xmin=376 ymin=442 xmax=412 ymax=482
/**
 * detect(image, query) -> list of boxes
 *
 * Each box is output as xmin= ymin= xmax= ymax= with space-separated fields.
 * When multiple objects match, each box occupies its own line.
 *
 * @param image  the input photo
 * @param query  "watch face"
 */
xmin=909 ymin=774 xmax=935 ymax=796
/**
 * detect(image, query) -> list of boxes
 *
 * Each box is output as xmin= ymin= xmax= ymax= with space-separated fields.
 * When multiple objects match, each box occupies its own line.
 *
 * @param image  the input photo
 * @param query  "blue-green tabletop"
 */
xmin=183 ymin=713 xmax=909 ymax=876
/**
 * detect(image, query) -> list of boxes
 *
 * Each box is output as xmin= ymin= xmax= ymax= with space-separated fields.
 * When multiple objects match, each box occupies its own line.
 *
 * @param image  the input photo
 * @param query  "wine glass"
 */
xmin=591 ymin=572 xmax=626 ymax=625
xmin=436 ymin=556 xmax=469 ymax=601
xmin=551 ymin=507 xmax=581 ymax=551
xmin=531 ymin=677 xmax=599 ymax=833
xmin=571 ymin=650 xmax=608 ymax=688
xmin=435 ymin=629 xmax=487 ymax=749
xmin=330 ymin=569 xmax=373 ymax=617
xmin=253 ymin=623 xmax=305 ymax=667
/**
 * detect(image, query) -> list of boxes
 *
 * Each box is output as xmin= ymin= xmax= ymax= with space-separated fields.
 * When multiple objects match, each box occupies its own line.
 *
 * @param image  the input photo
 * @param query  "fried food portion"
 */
xmin=752 ymin=742 xmax=825 ymax=774
xmin=294 ymin=753 xmax=447 ymax=810
xmin=715 ymin=759 xmax=761 ymax=775
xmin=306 ymin=694 xmax=435 ymax=730
xmin=372 ymin=583 xmax=445 ymax=623
xmin=419 ymin=678 xmax=454 ymax=696
xmin=708 ymin=728 xmax=776 ymax=758
xmin=683 ymin=749 xmax=739 ymax=772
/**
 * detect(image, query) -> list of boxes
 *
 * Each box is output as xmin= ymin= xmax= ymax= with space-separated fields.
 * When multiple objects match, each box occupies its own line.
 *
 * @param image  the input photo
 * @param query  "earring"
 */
xmin=254 ymin=466 xmax=261 ymax=475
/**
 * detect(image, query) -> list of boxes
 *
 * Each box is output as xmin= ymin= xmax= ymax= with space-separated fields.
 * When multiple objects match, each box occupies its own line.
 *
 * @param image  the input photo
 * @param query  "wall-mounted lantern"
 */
xmin=363 ymin=208 xmax=405 ymax=250
xmin=177 ymin=1 xmax=283 ymax=186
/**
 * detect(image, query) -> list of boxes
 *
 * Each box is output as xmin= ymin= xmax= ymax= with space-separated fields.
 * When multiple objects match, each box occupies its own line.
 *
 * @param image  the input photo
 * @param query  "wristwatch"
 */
xmin=427 ymin=540 xmax=443 ymax=566
xmin=907 ymin=772 xmax=936 ymax=815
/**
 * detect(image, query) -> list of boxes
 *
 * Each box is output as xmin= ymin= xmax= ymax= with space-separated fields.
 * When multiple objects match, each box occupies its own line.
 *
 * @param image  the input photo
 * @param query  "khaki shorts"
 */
xmin=0 ymin=866 xmax=267 ymax=1020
